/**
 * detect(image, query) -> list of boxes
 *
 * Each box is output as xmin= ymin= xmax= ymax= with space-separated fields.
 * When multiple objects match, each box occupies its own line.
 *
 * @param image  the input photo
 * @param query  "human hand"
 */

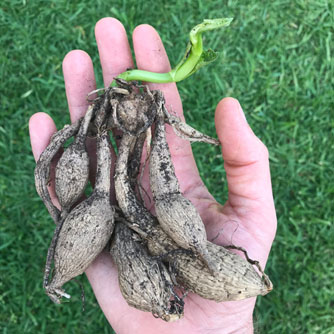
xmin=29 ymin=18 xmax=276 ymax=334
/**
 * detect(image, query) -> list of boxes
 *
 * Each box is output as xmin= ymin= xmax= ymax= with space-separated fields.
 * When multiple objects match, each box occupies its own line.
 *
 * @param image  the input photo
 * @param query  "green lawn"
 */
xmin=0 ymin=0 xmax=333 ymax=333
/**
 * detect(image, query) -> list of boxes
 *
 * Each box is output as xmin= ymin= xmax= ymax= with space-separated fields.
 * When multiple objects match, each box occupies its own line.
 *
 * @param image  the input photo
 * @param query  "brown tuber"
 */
xmin=45 ymin=132 xmax=115 ymax=303
xmin=149 ymin=107 xmax=219 ymax=275
xmin=55 ymin=106 xmax=93 ymax=215
xmin=35 ymin=81 xmax=273 ymax=319
xmin=110 ymin=222 xmax=184 ymax=321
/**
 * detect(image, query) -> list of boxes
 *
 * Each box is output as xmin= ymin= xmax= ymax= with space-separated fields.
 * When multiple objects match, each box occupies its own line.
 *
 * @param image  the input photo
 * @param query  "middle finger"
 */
xmin=95 ymin=17 xmax=134 ymax=87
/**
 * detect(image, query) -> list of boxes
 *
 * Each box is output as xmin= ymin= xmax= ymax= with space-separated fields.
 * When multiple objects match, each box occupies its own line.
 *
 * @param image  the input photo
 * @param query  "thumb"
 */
xmin=215 ymin=98 xmax=274 ymax=214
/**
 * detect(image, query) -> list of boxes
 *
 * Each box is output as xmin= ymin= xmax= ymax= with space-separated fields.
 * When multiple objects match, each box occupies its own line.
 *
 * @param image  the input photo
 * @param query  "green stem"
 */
xmin=113 ymin=18 xmax=233 ymax=85
xmin=117 ymin=69 xmax=174 ymax=83
xmin=170 ymin=37 xmax=203 ymax=82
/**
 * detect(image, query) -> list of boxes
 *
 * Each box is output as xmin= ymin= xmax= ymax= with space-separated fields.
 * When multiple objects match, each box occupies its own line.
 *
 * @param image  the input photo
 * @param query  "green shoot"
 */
xmin=115 ymin=18 xmax=233 ymax=84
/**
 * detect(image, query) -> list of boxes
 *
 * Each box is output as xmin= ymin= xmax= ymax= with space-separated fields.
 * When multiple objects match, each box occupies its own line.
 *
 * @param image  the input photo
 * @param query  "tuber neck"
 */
xmin=94 ymin=134 xmax=112 ymax=195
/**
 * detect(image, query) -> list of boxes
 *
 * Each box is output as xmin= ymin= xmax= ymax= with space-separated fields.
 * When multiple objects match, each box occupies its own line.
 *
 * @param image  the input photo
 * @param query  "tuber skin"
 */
xmin=150 ymin=108 xmax=219 ymax=274
xmin=142 ymin=224 xmax=273 ymax=302
xmin=55 ymin=106 xmax=93 ymax=215
xmin=115 ymin=132 xmax=157 ymax=238
xmin=109 ymin=88 xmax=272 ymax=301
xmin=110 ymin=85 xmax=272 ymax=302
xmin=159 ymin=239 xmax=272 ymax=302
xmin=34 ymin=79 xmax=273 ymax=318
xmin=113 ymin=88 xmax=161 ymax=238
xmin=128 ymin=131 xmax=147 ymax=192
xmin=111 ymin=85 xmax=157 ymax=136
xmin=110 ymin=222 xmax=184 ymax=322
xmin=34 ymin=119 xmax=82 ymax=224
xmin=45 ymin=132 xmax=115 ymax=303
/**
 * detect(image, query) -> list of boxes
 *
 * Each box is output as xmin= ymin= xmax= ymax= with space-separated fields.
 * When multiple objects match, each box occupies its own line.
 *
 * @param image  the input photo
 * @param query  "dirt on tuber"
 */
xmin=35 ymin=80 xmax=272 ymax=320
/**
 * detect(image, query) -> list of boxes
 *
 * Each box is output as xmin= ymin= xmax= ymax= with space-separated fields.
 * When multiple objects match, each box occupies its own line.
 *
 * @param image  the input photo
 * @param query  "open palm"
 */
xmin=29 ymin=18 xmax=276 ymax=334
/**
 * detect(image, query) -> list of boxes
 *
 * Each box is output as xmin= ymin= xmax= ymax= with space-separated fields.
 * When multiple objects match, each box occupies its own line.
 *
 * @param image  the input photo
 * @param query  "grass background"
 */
xmin=0 ymin=0 xmax=333 ymax=333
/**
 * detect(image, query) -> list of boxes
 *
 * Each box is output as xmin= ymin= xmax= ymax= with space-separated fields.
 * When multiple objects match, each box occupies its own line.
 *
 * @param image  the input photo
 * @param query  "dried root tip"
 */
xmin=160 ymin=314 xmax=182 ymax=322
xmin=111 ymin=87 xmax=130 ymax=95
xmin=86 ymin=87 xmax=106 ymax=102
xmin=261 ymin=273 xmax=273 ymax=294
xmin=225 ymin=245 xmax=273 ymax=294
xmin=45 ymin=285 xmax=71 ymax=304
xmin=163 ymin=105 xmax=220 ymax=145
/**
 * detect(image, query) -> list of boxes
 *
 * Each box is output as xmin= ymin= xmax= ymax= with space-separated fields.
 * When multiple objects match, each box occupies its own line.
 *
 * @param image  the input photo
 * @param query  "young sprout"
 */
xmin=115 ymin=18 xmax=233 ymax=83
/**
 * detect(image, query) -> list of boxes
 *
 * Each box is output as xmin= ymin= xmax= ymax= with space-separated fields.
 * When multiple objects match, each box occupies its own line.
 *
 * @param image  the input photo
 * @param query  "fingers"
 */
xmin=132 ymin=25 xmax=204 ymax=195
xmin=95 ymin=17 xmax=134 ymax=86
xmin=63 ymin=50 xmax=99 ymax=189
xmin=215 ymin=98 xmax=276 ymax=217
xmin=29 ymin=113 xmax=57 ymax=162
xmin=63 ymin=50 xmax=96 ymax=123
xmin=132 ymin=24 xmax=182 ymax=118
xmin=95 ymin=17 xmax=134 ymax=154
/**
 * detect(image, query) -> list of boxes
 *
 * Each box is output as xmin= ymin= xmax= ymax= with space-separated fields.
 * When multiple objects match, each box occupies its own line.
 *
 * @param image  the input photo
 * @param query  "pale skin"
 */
xmin=29 ymin=18 xmax=277 ymax=334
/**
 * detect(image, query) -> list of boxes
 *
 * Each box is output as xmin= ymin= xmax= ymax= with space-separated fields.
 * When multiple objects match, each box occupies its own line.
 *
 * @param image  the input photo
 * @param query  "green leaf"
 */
xmin=183 ymin=49 xmax=219 ymax=79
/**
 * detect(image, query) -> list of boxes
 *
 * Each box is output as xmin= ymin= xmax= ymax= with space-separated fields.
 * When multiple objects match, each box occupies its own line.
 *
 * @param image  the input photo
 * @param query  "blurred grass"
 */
xmin=0 ymin=0 xmax=333 ymax=333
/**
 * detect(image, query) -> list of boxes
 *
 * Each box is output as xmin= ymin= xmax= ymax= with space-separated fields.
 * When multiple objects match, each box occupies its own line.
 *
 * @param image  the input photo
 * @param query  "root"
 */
xmin=43 ymin=218 xmax=65 ymax=288
xmin=45 ymin=285 xmax=71 ymax=304
xmin=86 ymin=87 xmax=106 ymax=102
xmin=225 ymin=245 xmax=273 ymax=291
xmin=210 ymin=220 xmax=240 ymax=244
xmin=162 ymin=104 xmax=220 ymax=145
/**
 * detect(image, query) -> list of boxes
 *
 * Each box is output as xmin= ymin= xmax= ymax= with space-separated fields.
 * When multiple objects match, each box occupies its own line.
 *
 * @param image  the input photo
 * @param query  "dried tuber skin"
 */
xmin=150 ymin=109 xmax=218 ymax=274
xmin=120 ymin=216 xmax=273 ymax=303
xmin=37 ymin=81 xmax=272 ymax=312
xmin=111 ymin=87 xmax=157 ymax=136
xmin=113 ymin=125 xmax=272 ymax=301
xmin=128 ymin=132 xmax=147 ymax=192
xmin=165 ymin=241 xmax=272 ymax=301
xmin=162 ymin=104 xmax=220 ymax=145
xmin=45 ymin=133 xmax=115 ymax=303
xmin=35 ymin=119 xmax=82 ymax=224
xmin=110 ymin=223 xmax=184 ymax=322
xmin=114 ymin=88 xmax=161 ymax=237
xmin=145 ymin=225 xmax=272 ymax=301
xmin=115 ymin=132 xmax=157 ymax=238
xmin=55 ymin=106 xmax=93 ymax=214
xmin=110 ymin=85 xmax=272 ymax=303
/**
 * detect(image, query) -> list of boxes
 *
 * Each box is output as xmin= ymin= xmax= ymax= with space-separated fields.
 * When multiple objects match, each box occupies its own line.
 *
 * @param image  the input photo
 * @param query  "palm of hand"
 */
xmin=29 ymin=18 xmax=276 ymax=334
